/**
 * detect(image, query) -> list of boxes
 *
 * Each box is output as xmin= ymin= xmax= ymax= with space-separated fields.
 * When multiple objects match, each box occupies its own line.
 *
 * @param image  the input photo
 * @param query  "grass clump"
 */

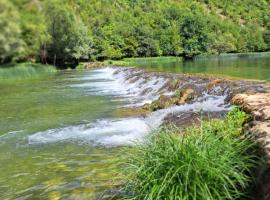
xmin=118 ymin=108 xmax=261 ymax=200
xmin=0 ymin=63 xmax=56 ymax=82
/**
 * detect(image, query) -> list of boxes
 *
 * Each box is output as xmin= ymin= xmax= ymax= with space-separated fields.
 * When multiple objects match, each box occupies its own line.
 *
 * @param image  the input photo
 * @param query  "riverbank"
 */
xmin=113 ymin=108 xmax=263 ymax=200
xmin=0 ymin=63 xmax=56 ymax=82
xmin=233 ymin=93 xmax=270 ymax=200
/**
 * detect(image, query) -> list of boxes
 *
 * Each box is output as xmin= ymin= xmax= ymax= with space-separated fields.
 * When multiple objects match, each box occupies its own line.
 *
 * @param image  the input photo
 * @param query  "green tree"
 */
xmin=16 ymin=0 xmax=49 ymax=62
xmin=45 ymin=1 xmax=91 ymax=65
xmin=181 ymin=14 xmax=210 ymax=58
xmin=0 ymin=0 xmax=23 ymax=63
xmin=263 ymin=23 xmax=270 ymax=50
xmin=211 ymin=33 xmax=237 ymax=54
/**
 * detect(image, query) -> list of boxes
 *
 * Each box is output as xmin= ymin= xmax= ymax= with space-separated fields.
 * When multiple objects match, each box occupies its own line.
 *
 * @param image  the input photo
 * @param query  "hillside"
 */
xmin=1 ymin=0 xmax=270 ymax=64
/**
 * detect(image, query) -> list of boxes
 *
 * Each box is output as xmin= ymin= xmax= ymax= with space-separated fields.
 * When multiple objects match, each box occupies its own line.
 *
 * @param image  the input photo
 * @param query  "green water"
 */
xmin=0 ymin=70 xmax=120 ymax=199
xmin=125 ymin=53 xmax=270 ymax=81
xmin=1 ymin=53 xmax=270 ymax=199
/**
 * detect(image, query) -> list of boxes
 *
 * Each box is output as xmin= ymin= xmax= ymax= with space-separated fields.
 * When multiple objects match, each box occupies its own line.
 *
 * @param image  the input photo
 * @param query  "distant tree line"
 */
xmin=1 ymin=0 xmax=270 ymax=66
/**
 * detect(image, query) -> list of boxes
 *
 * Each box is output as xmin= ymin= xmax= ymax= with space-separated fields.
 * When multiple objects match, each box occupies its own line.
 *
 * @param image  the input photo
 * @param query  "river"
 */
xmin=0 ymin=54 xmax=270 ymax=199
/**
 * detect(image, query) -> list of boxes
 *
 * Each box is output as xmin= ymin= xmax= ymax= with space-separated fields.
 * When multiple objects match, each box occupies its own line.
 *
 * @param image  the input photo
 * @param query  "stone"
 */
xmin=177 ymin=88 xmax=194 ymax=105
xmin=232 ymin=92 xmax=270 ymax=200
xmin=232 ymin=93 xmax=270 ymax=121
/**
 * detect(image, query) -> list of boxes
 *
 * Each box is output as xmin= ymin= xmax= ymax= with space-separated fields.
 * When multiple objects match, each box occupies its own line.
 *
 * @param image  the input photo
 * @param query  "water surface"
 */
xmin=1 ymin=54 xmax=269 ymax=199
xmin=126 ymin=53 xmax=270 ymax=81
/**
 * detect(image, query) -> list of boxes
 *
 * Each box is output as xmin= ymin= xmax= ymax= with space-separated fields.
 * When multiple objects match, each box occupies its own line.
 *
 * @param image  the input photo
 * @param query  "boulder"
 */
xmin=232 ymin=93 xmax=270 ymax=121
xmin=232 ymin=92 xmax=270 ymax=200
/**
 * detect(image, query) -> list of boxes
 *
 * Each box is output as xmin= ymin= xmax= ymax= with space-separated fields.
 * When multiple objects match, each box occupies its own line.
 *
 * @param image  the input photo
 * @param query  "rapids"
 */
xmin=0 ymin=65 xmax=269 ymax=199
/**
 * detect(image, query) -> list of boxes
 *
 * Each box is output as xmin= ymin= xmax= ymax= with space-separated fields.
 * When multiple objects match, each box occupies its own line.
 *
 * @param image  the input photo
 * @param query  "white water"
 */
xmin=29 ymin=67 xmax=230 ymax=146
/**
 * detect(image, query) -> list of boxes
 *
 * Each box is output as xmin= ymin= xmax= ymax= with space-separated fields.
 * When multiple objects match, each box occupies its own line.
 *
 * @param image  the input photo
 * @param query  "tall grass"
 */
xmin=0 ymin=63 xmax=56 ymax=82
xmin=117 ymin=109 xmax=262 ymax=200
xmin=105 ymin=56 xmax=183 ymax=66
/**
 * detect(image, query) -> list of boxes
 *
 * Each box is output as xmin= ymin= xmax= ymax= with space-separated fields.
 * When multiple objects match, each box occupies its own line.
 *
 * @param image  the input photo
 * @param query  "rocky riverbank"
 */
xmin=233 ymin=93 xmax=270 ymax=200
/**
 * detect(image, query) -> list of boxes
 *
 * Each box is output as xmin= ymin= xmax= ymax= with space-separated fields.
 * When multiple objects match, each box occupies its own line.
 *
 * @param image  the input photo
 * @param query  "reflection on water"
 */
xmin=129 ymin=53 xmax=270 ymax=81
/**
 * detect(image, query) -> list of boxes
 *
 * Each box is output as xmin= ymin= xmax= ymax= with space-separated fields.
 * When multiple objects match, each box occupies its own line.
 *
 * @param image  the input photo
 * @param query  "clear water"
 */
xmin=1 ymin=54 xmax=269 ymax=199
xmin=126 ymin=53 xmax=270 ymax=81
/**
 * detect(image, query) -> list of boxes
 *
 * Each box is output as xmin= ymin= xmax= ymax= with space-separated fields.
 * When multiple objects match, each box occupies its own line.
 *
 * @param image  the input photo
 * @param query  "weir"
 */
xmin=29 ymin=67 xmax=270 ymax=146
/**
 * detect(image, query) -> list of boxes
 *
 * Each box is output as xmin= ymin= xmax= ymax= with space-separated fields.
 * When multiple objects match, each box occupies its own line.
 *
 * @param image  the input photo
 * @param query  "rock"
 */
xmin=232 ymin=93 xmax=270 ymax=121
xmin=232 ymin=92 xmax=270 ymax=200
xmin=148 ymin=95 xmax=173 ymax=111
xmin=176 ymin=88 xmax=194 ymax=105
xmin=163 ymin=111 xmax=225 ymax=128
xmin=143 ymin=89 xmax=195 ymax=112
xmin=207 ymin=79 xmax=225 ymax=90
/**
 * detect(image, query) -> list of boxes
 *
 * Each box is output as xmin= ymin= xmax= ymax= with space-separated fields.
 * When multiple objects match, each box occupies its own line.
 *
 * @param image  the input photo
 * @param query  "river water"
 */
xmin=127 ymin=53 xmax=270 ymax=81
xmin=0 ymin=55 xmax=270 ymax=199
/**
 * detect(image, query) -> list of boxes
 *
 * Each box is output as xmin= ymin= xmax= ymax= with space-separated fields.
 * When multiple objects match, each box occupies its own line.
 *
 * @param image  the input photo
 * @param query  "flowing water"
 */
xmin=1 ymin=54 xmax=270 ymax=199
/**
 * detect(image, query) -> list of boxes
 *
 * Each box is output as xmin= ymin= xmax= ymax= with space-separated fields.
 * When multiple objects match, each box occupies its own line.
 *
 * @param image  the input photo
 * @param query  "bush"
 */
xmin=118 ymin=109 xmax=260 ymax=200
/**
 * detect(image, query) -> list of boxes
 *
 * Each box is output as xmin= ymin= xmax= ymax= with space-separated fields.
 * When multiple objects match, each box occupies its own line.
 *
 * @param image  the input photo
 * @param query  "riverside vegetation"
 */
xmin=115 ymin=108 xmax=264 ymax=200
xmin=1 ymin=0 xmax=270 ymax=199
xmin=1 ymin=0 xmax=270 ymax=66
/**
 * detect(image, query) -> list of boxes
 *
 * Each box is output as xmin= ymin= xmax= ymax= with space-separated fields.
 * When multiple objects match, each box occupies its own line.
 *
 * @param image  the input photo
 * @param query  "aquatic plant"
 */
xmin=0 ymin=63 xmax=56 ymax=82
xmin=118 ymin=109 xmax=261 ymax=200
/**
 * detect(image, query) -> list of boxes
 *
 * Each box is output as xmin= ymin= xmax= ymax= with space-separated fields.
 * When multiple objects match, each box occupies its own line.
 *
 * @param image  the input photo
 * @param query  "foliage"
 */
xmin=117 ymin=108 xmax=261 ymax=200
xmin=0 ymin=0 xmax=23 ymax=63
xmin=45 ymin=0 xmax=92 ymax=65
xmin=0 ymin=63 xmax=56 ymax=82
xmin=1 ymin=0 xmax=270 ymax=64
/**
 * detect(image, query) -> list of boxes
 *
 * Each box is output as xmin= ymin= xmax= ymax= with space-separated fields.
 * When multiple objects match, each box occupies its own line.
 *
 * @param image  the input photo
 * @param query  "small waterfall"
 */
xmin=27 ymin=67 xmax=237 ymax=146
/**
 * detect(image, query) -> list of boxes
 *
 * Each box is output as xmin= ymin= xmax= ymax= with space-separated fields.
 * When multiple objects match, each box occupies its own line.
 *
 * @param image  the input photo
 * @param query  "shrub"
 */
xmin=118 ymin=109 xmax=260 ymax=200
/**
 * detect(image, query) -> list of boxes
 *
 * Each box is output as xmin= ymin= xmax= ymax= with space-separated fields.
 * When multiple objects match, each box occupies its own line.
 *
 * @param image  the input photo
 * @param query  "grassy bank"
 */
xmin=0 ymin=63 xmax=56 ymax=82
xmin=116 ymin=109 xmax=263 ymax=200
xmin=104 ymin=56 xmax=183 ymax=67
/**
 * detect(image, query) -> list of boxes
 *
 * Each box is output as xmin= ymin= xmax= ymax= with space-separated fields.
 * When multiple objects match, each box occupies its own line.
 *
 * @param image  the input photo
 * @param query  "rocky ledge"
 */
xmin=232 ymin=92 xmax=270 ymax=200
xmin=232 ymin=93 xmax=270 ymax=158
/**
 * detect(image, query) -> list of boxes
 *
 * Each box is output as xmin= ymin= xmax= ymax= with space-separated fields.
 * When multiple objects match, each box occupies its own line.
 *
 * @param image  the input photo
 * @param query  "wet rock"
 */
xmin=207 ymin=79 xmax=226 ymax=90
xmin=168 ymin=79 xmax=182 ymax=90
xmin=163 ymin=111 xmax=226 ymax=128
xmin=143 ymin=88 xmax=195 ymax=112
xmin=145 ymin=95 xmax=173 ymax=111
xmin=176 ymin=88 xmax=194 ymax=105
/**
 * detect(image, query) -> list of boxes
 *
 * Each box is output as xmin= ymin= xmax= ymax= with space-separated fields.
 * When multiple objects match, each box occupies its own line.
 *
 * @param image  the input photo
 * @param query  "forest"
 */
xmin=1 ymin=0 xmax=270 ymax=65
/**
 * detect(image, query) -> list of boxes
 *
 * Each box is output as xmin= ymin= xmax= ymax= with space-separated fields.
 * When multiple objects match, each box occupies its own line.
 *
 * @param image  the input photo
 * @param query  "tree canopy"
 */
xmin=1 ymin=0 xmax=270 ymax=65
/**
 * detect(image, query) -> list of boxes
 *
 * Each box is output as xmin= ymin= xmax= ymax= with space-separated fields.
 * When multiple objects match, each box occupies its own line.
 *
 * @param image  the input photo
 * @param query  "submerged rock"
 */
xmin=112 ymin=107 xmax=150 ymax=117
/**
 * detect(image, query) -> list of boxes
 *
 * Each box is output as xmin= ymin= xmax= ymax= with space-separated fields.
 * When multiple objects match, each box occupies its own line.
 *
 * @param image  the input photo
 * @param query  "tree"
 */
xmin=211 ymin=33 xmax=237 ymax=54
xmin=263 ymin=23 xmax=270 ymax=51
xmin=0 ymin=0 xmax=23 ymax=63
xmin=181 ymin=14 xmax=210 ymax=58
xmin=45 ymin=1 xmax=92 ymax=65
xmin=16 ymin=0 xmax=49 ymax=62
